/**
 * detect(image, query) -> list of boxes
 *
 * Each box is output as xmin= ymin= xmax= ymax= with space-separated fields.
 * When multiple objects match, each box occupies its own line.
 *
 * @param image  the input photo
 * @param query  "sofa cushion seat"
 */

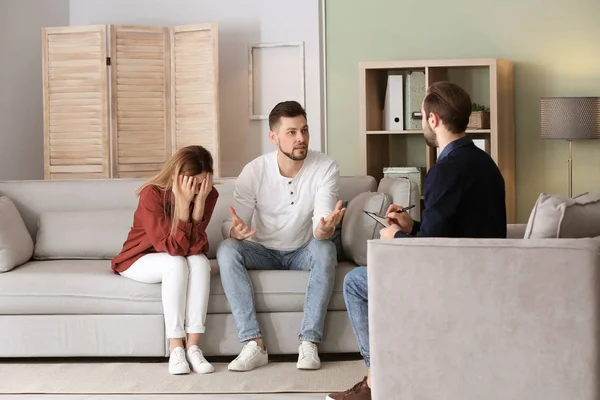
xmin=0 ymin=260 xmax=356 ymax=315
xmin=0 ymin=260 xmax=161 ymax=315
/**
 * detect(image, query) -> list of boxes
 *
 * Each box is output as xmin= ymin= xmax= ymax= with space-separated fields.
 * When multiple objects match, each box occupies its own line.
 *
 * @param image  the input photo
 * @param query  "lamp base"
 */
xmin=568 ymin=140 xmax=572 ymax=198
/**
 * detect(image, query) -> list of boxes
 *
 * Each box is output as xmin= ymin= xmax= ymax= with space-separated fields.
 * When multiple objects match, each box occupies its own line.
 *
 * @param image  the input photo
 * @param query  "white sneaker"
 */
xmin=297 ymin=341 xmax=321 ymax=370
xmin=168 ymin=347 xmax=190 ymax=375
xmin=187 ymin=345 xmax=214 ymax=374
xmin=228 ymin=340 xmax=268 ymax=372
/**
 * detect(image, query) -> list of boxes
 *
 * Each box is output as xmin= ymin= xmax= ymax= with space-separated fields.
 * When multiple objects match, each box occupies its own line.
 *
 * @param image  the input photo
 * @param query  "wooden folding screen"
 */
xmin=42 ymin=23 xmax=220 ymax=179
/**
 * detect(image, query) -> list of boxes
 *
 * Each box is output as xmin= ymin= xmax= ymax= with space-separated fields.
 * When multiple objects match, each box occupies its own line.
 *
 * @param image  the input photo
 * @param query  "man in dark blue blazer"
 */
xmin=383 ymin=93 xmax=507 ymax=239
xmin=328 ymin=81 xmax=507 ymax=400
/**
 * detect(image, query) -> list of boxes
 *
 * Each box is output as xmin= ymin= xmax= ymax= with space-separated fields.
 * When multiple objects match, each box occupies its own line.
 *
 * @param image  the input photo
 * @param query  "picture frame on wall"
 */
xmin=248 ymin=41 xmax=305 ymax=120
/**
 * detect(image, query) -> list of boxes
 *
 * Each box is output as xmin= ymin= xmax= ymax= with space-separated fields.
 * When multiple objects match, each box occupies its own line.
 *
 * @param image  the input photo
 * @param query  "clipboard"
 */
xmin=363 ymin=210 xmax=390 ymax=227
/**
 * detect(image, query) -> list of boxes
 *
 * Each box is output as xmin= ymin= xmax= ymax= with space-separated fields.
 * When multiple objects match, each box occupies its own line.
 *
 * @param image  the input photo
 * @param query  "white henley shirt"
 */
xmin=221 ymin=150 xmax=340 ymax=251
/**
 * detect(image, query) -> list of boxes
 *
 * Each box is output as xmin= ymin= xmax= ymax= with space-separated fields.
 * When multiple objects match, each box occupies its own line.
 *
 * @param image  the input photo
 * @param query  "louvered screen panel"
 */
xmin=171 ymin=24 xmax=220 ymax=176
xmin=42 ymin=26 xmax=109 ymax=179
xmin=111 ymin=26 xmax=170 ymax=179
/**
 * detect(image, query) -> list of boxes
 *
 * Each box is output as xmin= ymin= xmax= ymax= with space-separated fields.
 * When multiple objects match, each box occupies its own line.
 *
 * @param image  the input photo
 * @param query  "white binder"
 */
xmin=383 ymin=75 xmax=404 ymax=131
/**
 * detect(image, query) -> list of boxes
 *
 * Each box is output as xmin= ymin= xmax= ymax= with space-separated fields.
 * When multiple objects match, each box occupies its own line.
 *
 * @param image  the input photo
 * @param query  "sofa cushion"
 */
xmin=34 ymin=209 xmax=135 ymax=260
xmin=341 ymin=192 xmax=391 ymax=266
xmin=507 ymin=224 xmax=527 ymax=239
xmin=330 ymin=200 xmax=349 ymax=262
xmin=205 ymin=182 xmax=235 ymax=259
xmin=524 ymin=192 xmax=600 ymax=239
xmin=338 ymin=176 xmax=378 ymax=202
xmin=0 ymin=196 xmax=34 ymax=272
xmin=0 ymin=179 xmax=144 ymax=243
xmin=0 ymin=260 xmax=356 ymax=315
xmin=0 ymin=260 xmax=160 ymax=315
xmin=377 ymin=177 xmax=421 ymax=221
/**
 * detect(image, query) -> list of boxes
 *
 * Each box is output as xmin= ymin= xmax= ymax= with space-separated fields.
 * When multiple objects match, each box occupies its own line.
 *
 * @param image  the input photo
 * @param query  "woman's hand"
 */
xmin=196 ymin=173 xmax=213 ymax=205
xmin=192 ymin=173 xmax=213 ymax=221
xmin=173 ymin=175 xmax=197 ymax=204
xmin=173 ymin=175 xmax=196 ymax=222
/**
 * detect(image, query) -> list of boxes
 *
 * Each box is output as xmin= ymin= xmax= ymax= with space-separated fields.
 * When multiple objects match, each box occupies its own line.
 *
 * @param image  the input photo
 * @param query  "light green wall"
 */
xmin=325 ymin=0 xmax=600 ymax=222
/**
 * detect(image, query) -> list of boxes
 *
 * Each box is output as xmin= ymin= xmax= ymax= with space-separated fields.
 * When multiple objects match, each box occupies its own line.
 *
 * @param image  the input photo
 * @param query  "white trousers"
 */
xmin=120 ymin=253 xmax=211 ymax=339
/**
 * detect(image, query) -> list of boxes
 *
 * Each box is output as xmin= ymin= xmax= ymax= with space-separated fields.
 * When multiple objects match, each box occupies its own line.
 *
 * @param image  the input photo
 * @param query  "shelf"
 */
xmin=367 ymin=130 xmax=423 ymax=135
xmin=367 ymin=129 xmax=491 ymax=135
xmin=360 ymin=58 xmax=515 ymax=223
xmin=359 ymin=58 xmax=506 ymax=70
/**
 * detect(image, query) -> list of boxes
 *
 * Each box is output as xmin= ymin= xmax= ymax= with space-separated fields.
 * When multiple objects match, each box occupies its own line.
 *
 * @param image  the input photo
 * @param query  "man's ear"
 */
xmin=268 ymin=130 xmax=278 ymax=146
xmin=429 ymin=112 xmax=440 ymax=128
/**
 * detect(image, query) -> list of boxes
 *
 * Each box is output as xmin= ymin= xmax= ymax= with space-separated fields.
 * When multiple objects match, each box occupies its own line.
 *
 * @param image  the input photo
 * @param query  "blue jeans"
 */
xmin=217 ymin=238 xmax=337 ymax=343
xmin=344 ymin=266 xmax=370 ymax=367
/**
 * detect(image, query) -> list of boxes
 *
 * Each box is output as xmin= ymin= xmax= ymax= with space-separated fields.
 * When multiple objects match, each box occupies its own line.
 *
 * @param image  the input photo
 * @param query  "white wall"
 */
xmin=0 ymin=0 xmax=70 ymax=180
xmin=69 ymin=0 xmax=324 ymax=177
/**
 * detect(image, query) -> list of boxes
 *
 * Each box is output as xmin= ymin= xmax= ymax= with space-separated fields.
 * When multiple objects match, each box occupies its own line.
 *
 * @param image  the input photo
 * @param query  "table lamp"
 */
xmin=540 ymin=97 xmax=600 ymax=198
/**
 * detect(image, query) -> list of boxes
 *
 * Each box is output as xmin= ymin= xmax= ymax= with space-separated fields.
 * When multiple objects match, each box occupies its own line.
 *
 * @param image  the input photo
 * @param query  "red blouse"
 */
xmin=111 ymin=185 xmax=219 ymax=273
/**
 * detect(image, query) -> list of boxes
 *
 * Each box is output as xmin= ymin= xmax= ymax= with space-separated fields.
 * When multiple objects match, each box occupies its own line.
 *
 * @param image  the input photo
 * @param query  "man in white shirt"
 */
xmin=217 ymin=100 xmax=344 ymax=372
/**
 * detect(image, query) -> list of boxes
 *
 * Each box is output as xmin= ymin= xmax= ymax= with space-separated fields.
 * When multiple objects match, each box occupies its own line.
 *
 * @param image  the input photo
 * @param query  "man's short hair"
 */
xmin=423 ymin=82 xmax=472 ymax=134
xmin=268 ymin=101 xmax=307 ymax=131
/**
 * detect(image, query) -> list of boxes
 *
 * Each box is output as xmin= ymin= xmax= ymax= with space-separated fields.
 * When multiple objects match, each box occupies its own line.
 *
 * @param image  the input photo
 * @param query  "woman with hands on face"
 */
xmin=112 ymin=145 xmax=219 ymax=376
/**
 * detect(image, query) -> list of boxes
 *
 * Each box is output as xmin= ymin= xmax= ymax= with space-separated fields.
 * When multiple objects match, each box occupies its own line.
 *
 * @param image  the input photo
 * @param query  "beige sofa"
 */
xmin=368 ymin=225 xmax=600 ymax=400
xmin=0 ymin=175 xmax=413 ymax=358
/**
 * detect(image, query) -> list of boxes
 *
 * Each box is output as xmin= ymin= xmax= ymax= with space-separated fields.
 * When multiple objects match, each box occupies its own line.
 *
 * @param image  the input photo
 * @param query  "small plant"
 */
xmin=472 ymin=102 xmax=490 ymax=112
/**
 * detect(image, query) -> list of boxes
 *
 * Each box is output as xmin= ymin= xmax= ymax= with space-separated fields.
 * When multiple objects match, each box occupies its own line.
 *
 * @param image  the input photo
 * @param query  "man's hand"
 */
xmin=315 ymin=200 xmax=346 ymax=240
xmin=386 ymin=204 xmax=415 ymax=234
xmin=379 ymin=224 xmax=401 ymax=239
xmin=229 ymin=206 xmax=256 ymax=240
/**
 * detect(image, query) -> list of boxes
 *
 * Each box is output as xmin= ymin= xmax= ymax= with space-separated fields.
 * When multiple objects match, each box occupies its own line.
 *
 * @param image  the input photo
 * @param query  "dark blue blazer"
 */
xmin=397 ymin=135 xmax=507 ymax=238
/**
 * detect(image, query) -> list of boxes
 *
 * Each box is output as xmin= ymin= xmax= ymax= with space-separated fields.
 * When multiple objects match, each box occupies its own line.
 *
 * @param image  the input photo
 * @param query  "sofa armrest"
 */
xmin=367 ymin=237 xmax=600 ymax=400
xmin=507 ymin=223 xmax=527 ymax=238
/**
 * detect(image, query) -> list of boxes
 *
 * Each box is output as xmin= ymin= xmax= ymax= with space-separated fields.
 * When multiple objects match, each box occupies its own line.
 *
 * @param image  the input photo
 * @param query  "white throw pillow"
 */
xmin=34 ymin=209 xmax=135 ymax=260
xmin=377 ymin=177 xmax=421 ymax=221
xmin=0 ymin=196 xmax=34 ymax=272
xmin=341 ymin=192 xmax=391 ymax=266
xmin=524 ymin=192 xmax=600 ymax=239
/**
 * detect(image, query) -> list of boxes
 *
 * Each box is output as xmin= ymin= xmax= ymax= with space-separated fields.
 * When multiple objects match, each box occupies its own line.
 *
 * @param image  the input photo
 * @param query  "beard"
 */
xmin=280 ymin=144 xmax=308 ymax=161
xmin=423 ymin=124 xmax=438 ymax=148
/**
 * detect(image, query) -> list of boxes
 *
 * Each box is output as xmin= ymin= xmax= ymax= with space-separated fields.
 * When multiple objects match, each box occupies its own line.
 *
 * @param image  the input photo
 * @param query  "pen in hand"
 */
xmin=385 ymin=204 xmax=415 ymax=227
xmin=397 ymin=204 xmax=415 ymax=213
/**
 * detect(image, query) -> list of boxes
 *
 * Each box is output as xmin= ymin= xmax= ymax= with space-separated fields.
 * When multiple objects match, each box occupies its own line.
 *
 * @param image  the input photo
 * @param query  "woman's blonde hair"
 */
xmin=137 ymin=145 xmax=214 ymax=235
